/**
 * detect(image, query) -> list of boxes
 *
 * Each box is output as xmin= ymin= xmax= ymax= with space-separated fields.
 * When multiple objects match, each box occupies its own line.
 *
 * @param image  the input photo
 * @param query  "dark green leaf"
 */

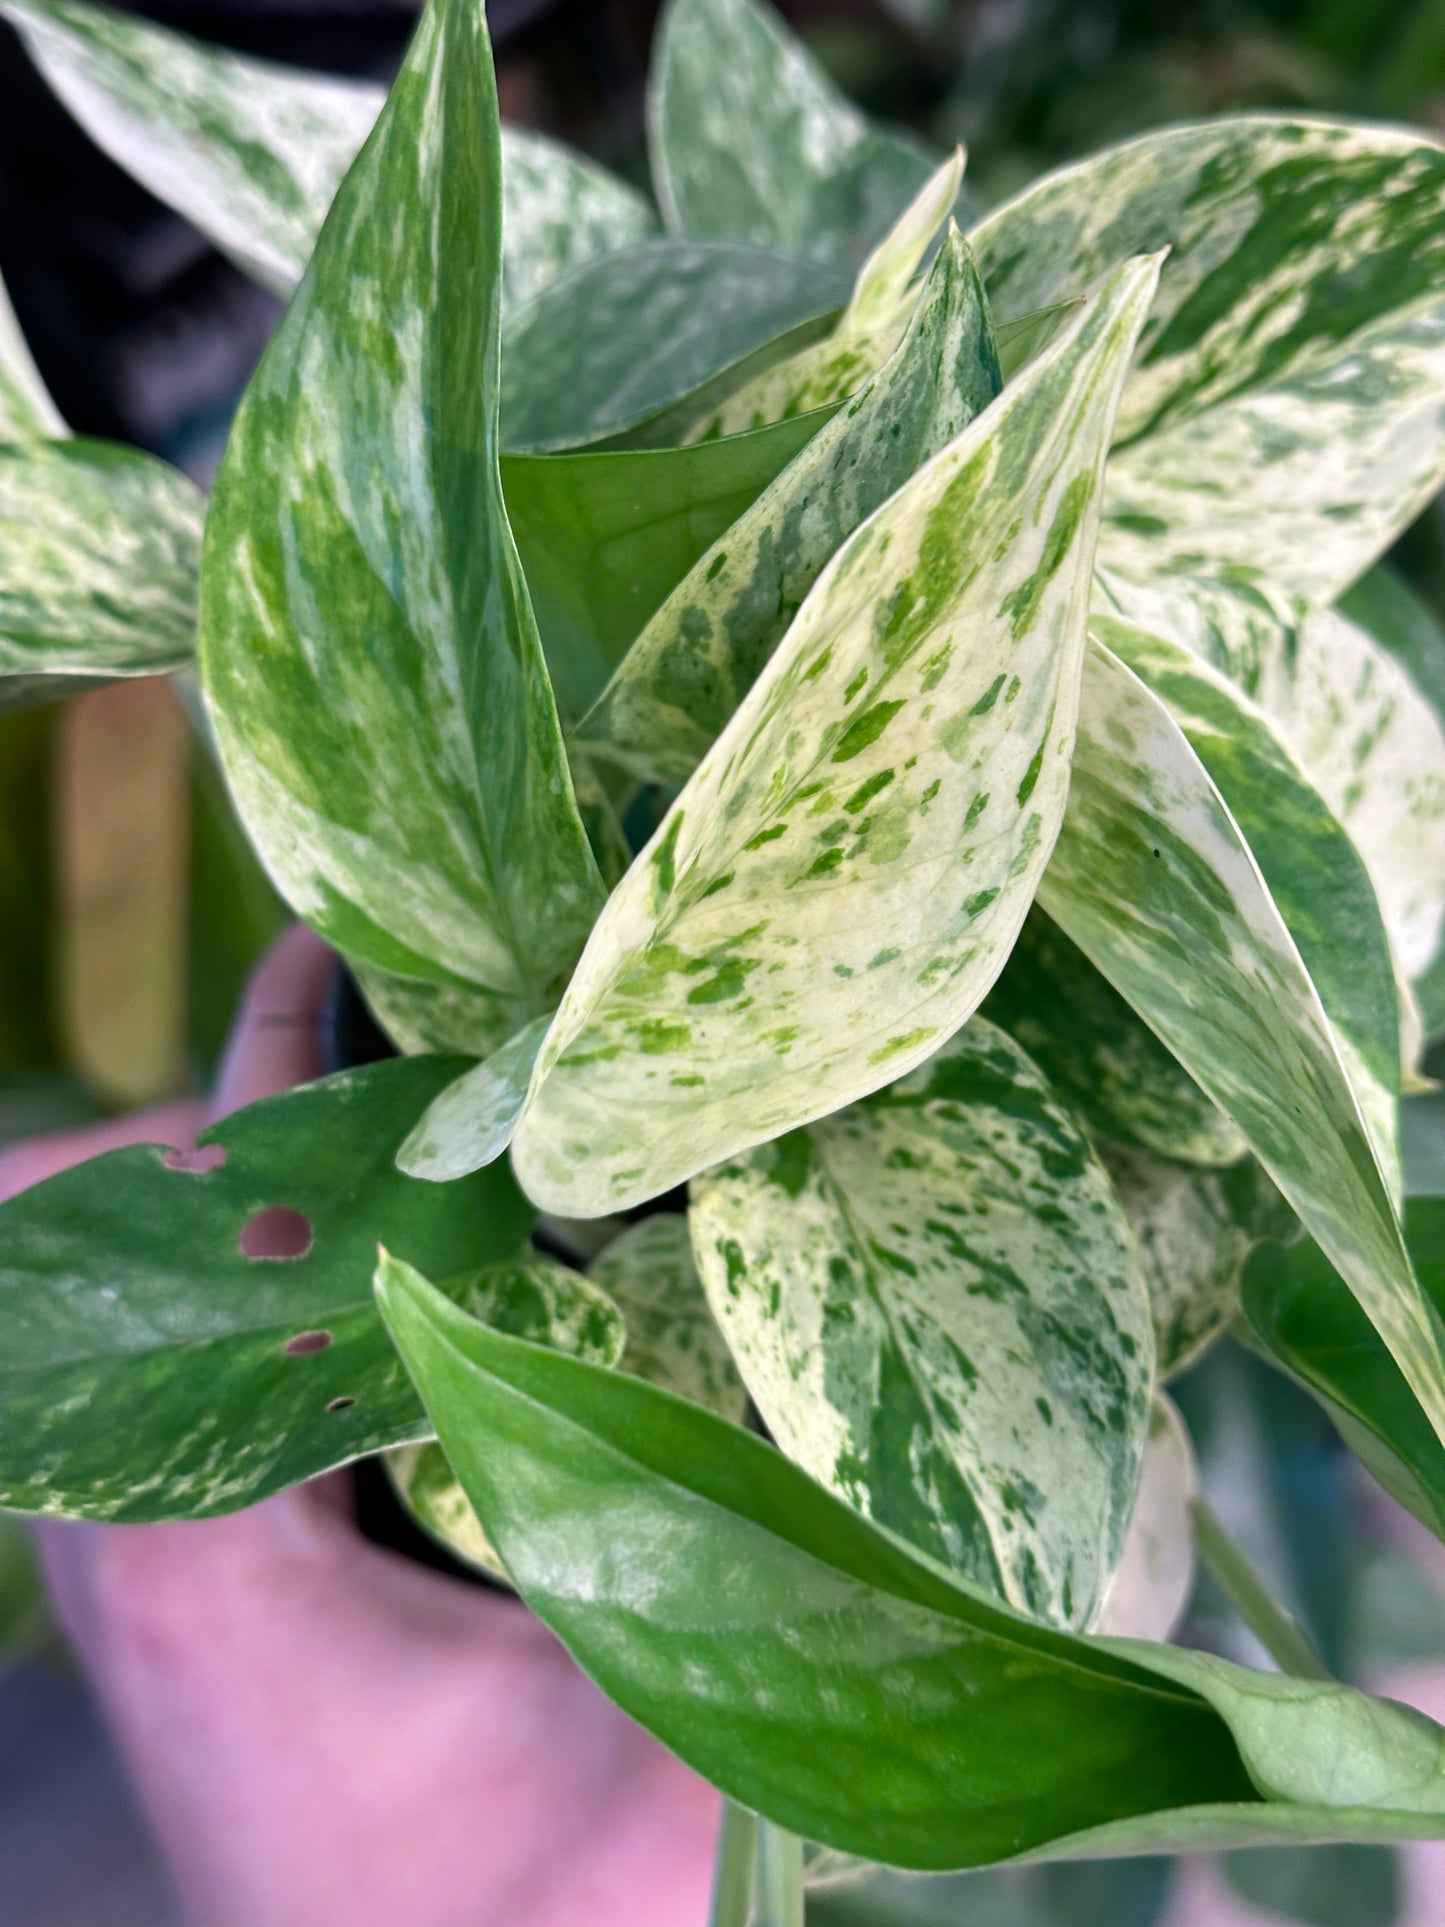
xmin=378 ymin=1260 xmax=1445 ymax=1868
xmin=1242 ymin=1199 xmax=1445 ymax=1542
xmin=0 ymin=1057 xmax=532 ymax=1519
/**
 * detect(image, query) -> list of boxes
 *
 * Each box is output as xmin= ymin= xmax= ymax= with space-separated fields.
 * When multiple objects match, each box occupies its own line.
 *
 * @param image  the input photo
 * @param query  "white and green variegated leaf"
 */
xmin=0 ymin=438 xmax=203 ymax=713
xmin=398 ymin=1015 xmax=552 ymax=1183
xmin=494 ymin=126 xmax=658 ymax=315
xmin=689 ymin=1020 xmax=1154 ymax=1629
xmin=983 ymin=909 xmax=1246 ymax=1168
xmin=577 ymin=225 xmax=1002 ymax=782
xmin=1098 ymin=565 xmax=1445 ymax=1038
xmin=499 ymin=241 xmax=851 ymax=453
xmin=1258 ymin=604 xmax=1445 ymax=997
xmin=0 ymin=271 xmax=63 ymax=442
xmin=199 ymin=0 xmax=604 ymax=1028
xmin=589 ymin=1215 xmax=749 ymax=1423
xmin=1102 ymin=1144 xmax=1293 ymax=1377
xmin=1094 ymin=1395 xmax=1196 ymax=1642
xmin=7 ymin=0 xmax=654 ymax=310
xmin=351 ymin=959 xmax=516 ymax=1061
xmin=686 ymin=149 xmax=964 ymax=441
xmin=1340 ymin=564 xmax=1445 ymax=731
xmin=381 ymin=1246 xmax=625 ymax=1584
xmin=1097 ymin=614 xmax=1405 ymax=1202
xmin=972 ymin=118 xmax=1445 ymax=599
xmin=649 ymin=0 xmax=936 ymax=268
xmin=1039 ymin=641 xmax=1445 ymax=1448
xmin=510 ymin=256 xmax=1160 ymax=1217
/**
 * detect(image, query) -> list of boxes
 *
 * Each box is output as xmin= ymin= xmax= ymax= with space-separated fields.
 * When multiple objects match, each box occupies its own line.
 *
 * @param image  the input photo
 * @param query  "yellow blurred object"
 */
xmin=55 ymin=680 xmax=190 ymax=1105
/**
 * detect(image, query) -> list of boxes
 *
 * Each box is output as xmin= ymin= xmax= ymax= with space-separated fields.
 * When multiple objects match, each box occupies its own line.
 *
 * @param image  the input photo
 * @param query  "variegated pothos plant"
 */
xmin=3 ymin=0 xmax=1445 ymax=1910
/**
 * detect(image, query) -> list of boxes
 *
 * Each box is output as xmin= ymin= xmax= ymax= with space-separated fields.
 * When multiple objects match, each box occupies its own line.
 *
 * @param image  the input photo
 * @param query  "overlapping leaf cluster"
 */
xmin=3 ymin=0 xmax=1445 ymax=1896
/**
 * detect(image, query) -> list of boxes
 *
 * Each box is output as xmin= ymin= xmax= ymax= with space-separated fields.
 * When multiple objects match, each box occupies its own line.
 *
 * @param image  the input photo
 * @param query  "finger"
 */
xmin=0 ymin=1097 xmax=207 ymax=1204
xmin=210 ymin=923 xmax=335 ymax=1122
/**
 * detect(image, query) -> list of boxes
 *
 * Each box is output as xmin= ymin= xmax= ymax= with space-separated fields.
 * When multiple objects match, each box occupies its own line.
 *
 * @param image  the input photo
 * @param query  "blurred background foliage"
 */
xmin=2 ymin=2 xmax=1445 ymax=1922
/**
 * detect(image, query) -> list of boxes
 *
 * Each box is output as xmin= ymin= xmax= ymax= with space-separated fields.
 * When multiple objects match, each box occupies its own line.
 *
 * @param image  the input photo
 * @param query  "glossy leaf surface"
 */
xmin=1099 ymin=614 xmax=1404 ymax=1200
xmin=383 ymin=1219 xmax=744 ymax=1578
xmin=8 ymin=0 xmax=653 ymax=308
xmin=1243 ymin=1199 xmax=1445 ymax=1542
xmin=0 ymin=438 xmax=203 ymax=714
xmin=579 ymin=225 xmax=1002 ymax=781
xmin=689 ymin=150 xmax=964 ymax=440
xmin=514 ymin=258 xmax=1159 ymax=1215
xmin=200 ymin=0 xmax=603 ymax=1024
xmin=398 ymin=1015 xmax=551 ymax=1183
xmin=0 ymin=1058 xmax=532 ymax=1519
xmin=1254 ymin=603 xmax=1445 ymax=998
xmin=1039 ymin=643 xmax=1445 ymax=1448
xmin=379 ymin=1260 xmax=1445 ymax=1867
xmin=689 ymin=1021 xmax=1154 ymax=1628
xmin=500 ymin=241 xmax=850 ymax=452
xmin=381 ymin=1244 xmax=625 ymax=1583
xmin=501 ymin=412 xmax=829 ymax=725
xmin=983 ymin=910 xmax=1245 ymax=1168
xmin=972 ymin=117 xmax=1445 ymax=600
xmin=649 ymin=0 xmax=934 ymax=267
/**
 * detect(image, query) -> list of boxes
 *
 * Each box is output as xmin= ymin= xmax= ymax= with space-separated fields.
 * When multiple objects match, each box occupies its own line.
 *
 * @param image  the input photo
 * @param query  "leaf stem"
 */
xmin=709 ymin=1801 xmax=757 ymax=1927
xmin=1192 ymin=1497 xmax=1334 ymax=1681
xmin=754 ymin=1820 xmax=806 ymax=1927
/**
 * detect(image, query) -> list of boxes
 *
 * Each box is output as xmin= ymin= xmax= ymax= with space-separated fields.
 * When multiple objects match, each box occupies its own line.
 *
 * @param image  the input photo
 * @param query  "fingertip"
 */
xmin=211 ymin=925 xmax=336 ymax=1120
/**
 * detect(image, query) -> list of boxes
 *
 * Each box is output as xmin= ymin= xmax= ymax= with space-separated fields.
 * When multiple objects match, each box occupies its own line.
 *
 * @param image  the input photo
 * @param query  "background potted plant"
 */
xmin=2 ymin=0 xmax=1445 ymax=1917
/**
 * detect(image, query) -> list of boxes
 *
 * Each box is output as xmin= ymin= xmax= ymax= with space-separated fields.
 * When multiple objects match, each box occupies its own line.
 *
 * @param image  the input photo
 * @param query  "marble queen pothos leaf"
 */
xmin=0 ymin=437 xmax=204 ymax=714
xmin=1102 ymin=1144 xmax=1293 ymax=1378
xmin=649 ymin=0 xmax=936 ymax=268
xmin=0 ymin=269 xmax=63 ymax=442
xmin=501 ymin=409 xmax=832 ymax=727
xmin=1096 ymin=567 xmax=1445 ymax=1013
xmin=971 ymin=117 xmax=1445 ymax=602
xmin=0 ymin=1057 xmax=533 ymax=1519
xmin=1038 ymin=642 xmax=1445 ymax=1450
xmin=377 ymin=1259 xmax=1445 ymax=1869
xmin=1097 ymin=614 xmax=1404 ymax=1202
xmin=982 ymin=909 xmax=1246 ymax=1168
xmin=688 ymin=1019 xmax=1154 ymax=1629
xmin=6 ymin=0 xmax=655 ymax=311
xmin=686 ymin=148 xmax=965 ymax=442
xmin=577 ymin=224 xmax=1002 ymax=784
xmin=200 ymin=0 xmax=604 ymax=1040
xmin=499 ymin=240 xmax=851 ymax=453
xmin=510 ymin=255 xmax=1160 ymax=1217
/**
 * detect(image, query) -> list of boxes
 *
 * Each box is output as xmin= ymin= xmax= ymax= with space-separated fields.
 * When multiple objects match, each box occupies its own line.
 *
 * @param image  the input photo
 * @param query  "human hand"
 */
xmin=0 ymin=928 xmax=720 ymax=1927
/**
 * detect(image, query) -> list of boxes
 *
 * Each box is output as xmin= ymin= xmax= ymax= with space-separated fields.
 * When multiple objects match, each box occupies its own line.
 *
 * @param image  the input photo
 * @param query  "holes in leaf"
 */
xmin=164 ymin=1144 xmax=227 ymax=1174
xmin=326 ymin=1395 xmax=357 ymax=1415
xmin=283 ymin=1330 xmax=333 ymax=1357
xmin=239 ymin=1207 xmax=313 ymax=1261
